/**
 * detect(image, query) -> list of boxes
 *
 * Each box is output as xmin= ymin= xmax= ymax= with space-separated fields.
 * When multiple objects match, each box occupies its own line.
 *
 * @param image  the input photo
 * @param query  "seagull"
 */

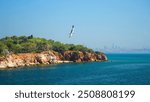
xmin=69 ymin=25 xmax=74 ymax=38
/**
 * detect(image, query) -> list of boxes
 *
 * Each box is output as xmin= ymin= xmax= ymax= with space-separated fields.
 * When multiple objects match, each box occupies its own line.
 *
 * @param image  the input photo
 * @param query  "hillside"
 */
xmin=0 ymin=35 xmax=93 ymax=56
xmin=0 ymin=35 xmax=107 ymax=69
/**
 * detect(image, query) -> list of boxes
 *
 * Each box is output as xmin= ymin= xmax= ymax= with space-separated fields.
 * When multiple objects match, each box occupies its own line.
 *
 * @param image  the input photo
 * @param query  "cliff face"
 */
xmin=63 ymin=51 xmax=107 ymax=62
xmin=0 ymin=51 xmax=107 ymax=69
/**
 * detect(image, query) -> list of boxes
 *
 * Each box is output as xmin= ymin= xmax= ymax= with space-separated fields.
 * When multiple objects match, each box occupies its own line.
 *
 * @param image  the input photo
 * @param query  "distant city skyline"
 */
xmin=99 ymin=45 xmax=150 ymax=53
xmin=0 ymin=0 xmax=150 ymax=52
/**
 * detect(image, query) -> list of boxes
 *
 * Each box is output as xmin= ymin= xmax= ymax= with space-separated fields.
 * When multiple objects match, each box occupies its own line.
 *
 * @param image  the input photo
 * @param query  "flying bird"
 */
xmin=69 ymin=25 xmax=74 ymax=38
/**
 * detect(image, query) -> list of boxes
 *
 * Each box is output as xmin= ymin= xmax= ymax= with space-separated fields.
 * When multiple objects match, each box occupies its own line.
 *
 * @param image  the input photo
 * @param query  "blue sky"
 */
xmin=0 ymin=0 xmax=150 ymax=51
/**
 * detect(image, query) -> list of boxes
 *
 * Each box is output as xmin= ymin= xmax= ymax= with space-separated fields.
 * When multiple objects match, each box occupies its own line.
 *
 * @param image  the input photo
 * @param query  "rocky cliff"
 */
xmin=0 ymin=51 xmax=107 ymax=69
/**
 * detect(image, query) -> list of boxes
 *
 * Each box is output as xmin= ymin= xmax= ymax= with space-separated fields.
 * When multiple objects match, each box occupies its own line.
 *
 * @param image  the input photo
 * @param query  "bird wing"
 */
xmin=69 ymin=26 xmax=74 ymax=38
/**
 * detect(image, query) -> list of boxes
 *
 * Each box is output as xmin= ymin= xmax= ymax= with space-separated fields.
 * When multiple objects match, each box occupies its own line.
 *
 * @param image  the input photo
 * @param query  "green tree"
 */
xmin=0 ymin=42 xmax=8 ymax=56
xmin=36 ymin=42 xmax=52 ymax=52
xmin=21 ymin=42 xmax=36 ymax=53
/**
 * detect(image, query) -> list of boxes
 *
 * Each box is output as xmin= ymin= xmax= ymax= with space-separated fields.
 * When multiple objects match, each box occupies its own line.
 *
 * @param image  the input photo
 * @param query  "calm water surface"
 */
xmin=0 ymin=54 xmax=150 ymax=85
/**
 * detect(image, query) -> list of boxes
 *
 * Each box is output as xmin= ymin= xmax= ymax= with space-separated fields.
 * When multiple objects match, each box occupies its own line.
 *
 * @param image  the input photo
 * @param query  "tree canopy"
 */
xmin=0 ymin=35 xmax=94 ymax=56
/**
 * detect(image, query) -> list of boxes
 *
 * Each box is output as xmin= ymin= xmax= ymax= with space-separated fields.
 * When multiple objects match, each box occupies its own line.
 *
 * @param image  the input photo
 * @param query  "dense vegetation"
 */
xmin=0 ymin=35 xmax=94 ymax=56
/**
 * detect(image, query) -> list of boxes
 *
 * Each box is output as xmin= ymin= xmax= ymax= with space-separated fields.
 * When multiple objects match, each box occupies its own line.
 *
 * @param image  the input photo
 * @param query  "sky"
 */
xmin=0 ymin=0 xmax=150 ymax=52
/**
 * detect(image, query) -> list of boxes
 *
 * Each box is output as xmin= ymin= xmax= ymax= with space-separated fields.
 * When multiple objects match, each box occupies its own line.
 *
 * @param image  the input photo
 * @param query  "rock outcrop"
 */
xmin=62 ymin=51 xmax=107 ymax=62
xmin=0 ymin=51 xmax=107 ymax=69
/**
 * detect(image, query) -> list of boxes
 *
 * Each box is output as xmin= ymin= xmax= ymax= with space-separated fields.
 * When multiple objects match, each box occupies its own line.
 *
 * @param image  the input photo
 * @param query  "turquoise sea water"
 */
xmin=0 ymin=54 xmax=150 ymax=85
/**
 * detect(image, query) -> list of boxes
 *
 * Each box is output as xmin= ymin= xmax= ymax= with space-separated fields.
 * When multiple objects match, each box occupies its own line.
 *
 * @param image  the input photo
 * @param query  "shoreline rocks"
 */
xmin=0 ymin=50 xmax=108 ymax=69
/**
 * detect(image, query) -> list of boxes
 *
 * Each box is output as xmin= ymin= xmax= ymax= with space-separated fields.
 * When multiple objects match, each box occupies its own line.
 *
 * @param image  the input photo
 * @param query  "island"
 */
xmin=0 ymin=35 xmax=107 ymax=69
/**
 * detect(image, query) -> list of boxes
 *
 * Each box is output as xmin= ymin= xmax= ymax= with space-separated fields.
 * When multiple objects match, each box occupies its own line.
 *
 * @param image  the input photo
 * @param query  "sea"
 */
xmin=0 ymin=54 xmax=150 ymax=85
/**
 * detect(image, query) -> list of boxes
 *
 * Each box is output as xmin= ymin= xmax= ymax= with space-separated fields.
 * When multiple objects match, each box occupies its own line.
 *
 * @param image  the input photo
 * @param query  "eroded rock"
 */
xmin=0 ymin=50 xmax=107 ymax=69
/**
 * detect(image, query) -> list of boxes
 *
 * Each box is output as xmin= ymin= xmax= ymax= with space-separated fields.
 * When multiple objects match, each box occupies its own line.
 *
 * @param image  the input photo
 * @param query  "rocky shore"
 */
xmin=0 ymin=50 xmax=107 ymax=69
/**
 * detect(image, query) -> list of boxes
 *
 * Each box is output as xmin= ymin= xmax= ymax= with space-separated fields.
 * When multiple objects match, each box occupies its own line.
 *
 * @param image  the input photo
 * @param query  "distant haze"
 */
xmin=0 ymin=0 xmax=150 ymax=53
